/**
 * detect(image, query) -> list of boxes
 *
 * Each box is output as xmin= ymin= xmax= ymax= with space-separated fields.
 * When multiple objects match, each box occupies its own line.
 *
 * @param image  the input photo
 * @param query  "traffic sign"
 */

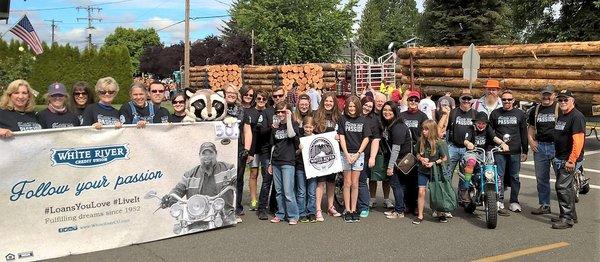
xmin=462 ymin=43 xmax=480 ymax=90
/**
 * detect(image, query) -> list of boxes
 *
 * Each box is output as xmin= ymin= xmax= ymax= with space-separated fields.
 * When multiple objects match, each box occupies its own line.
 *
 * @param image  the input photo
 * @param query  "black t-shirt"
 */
xmin=271 ymin=121 xmax=300 ymax=166
xmin=466 ymin=125 xmax=496 ymax=151
xmin=227 ymin=103 xmax=250 ymax=148
xmin=381 ymin=120 xmax=412 ymax=161
xmin=247 ymin=107 xmax=274 ymax=155
xmin=37 ymin=109 xmax=80 ymax=129
xmin=169 ymin=114 xmax=185 ymax=123
xmin=527 ymin=103 xmax=557 ymax=143
xmin=0 ymin=109 xmax=42 ymax=131
xmin=554 ymin=108 xmax=585 ymax=162
xmin=81 ymin=103 xmax=120 ymax=126
xmin=400 ymin=110 xmax=428 ymax=143
xmin=153 ymin=106 xmax=170 ymax=124
xmin=364 ymin=113 xmax=382 ymax=157
xmin=72 ymin=107 xmax=86 ymax=125
xmin=119 ymin=102 xmax=157 ymax=124
xmin=447 ymin=108 xmax=476 ymax=147
xmin=338 ymin=115 xmax=372 ymax=153
xmin=489 ymin=107 xmax=528 ymax=155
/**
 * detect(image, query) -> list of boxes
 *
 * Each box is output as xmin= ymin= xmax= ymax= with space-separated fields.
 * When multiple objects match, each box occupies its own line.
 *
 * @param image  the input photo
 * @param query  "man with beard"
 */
xmin=473 ymin=80 xmax=502 ymax=118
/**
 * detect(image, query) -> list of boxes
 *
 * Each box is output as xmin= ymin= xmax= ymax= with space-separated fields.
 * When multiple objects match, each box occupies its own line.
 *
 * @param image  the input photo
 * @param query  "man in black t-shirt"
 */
xmin=442 ymin=90 xmax=476 ymax=184
xmin=148 ymin=81 xmax=171 ymax=123
xmin=527 ymin=85 xmax=558 ymax=215
xmin=489 ymin=90 xmax=528 ymax=216
xmin=551 ymin=90 xmax=585 ymax=229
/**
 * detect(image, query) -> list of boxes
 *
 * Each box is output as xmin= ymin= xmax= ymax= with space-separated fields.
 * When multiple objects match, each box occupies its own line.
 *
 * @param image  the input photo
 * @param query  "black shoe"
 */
xmin=552 ymin=220 xmax=573 ymax=229
xmin=343 ymin=212 xmax=352 ymax=223
xmin=439 ymin=216 xmax=448 ymax=223
xmin=498 ymin=208 xmax=511 ymax=217
xmin=412 ymin=217 xmax=423 ymax=225
xmin=352 ymin=212 xmax=360 ymax=222
xmin=299 ymin=216 xmax=309 ymax=223
xmin=308 ymin=214 xmax=317 ymax=223
xmin=531 ymin=205 xmax=551 ymax=215
xmin=257 ymin=210 xmax=269 ymax=220
xmin=551 ymin=216 xmax=578 ymax=224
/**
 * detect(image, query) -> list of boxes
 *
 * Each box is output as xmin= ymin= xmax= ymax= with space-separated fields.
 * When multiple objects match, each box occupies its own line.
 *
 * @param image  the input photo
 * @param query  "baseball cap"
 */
xmin=556 ymin=90 xmax=574 ymax=99
xmin=199 ymin=142 xmax=217 ymax=154
xmin=407 ymin=91 xmax=420 ymax=99
xmin=472 ymin=111 xmax=489 ymax=123
xmin=459 ymin=89 xmax=473 ymax=100
xmin=541 ymin=84 xmax=554 ymax=94
xmin=484 ymin=80 xmax=500 ymax=89
xmin=48 ymin=82 xmax=67 ymax=96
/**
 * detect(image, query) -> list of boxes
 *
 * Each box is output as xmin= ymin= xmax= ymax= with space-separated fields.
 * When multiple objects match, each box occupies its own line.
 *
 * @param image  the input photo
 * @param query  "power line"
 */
xmin=45 ymin=19 xmax=63 ymax=44
xmin=12 ymin=0 xmax=134 ymax=12
xmin=76 ymin=6 xmax=102 ymax=49
xmin=156 ymin=15 xmax=229 ymax=32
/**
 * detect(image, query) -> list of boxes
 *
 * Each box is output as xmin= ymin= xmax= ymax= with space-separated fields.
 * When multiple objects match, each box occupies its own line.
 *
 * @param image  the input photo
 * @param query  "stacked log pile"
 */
xmin=189 ymin=63 xmax=349 ymax=94
xmin=397 ymin=41 xmax=600 ymax=104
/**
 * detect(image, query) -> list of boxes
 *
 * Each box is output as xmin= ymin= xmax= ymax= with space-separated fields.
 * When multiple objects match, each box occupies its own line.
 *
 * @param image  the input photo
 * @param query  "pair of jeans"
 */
xmin=305 ymin=176 xmax=317 ymax=216
xmin=235 ymin=153 xmax=248 ymax=214
xmin=534 ymin=142 xmax=555 ymax=206
xmin=272 ymin=165 xmax=299 ymax=220
xmin=256 ymin=153 xmax=272 ymax=212
xmin=357 ymin=162 xmax=371 ymax=212
xmin=495 ymin=153 xmax=521 ymax=203
xmin=553 ymin=159 xmax=580 ymax=221
xmin=295 ymin=169 xmax=307 ymax=217
xmin=447 ymin=143 xmax=467 ymax=179
xmin=388 ymin=169 xmax=406 ymax=213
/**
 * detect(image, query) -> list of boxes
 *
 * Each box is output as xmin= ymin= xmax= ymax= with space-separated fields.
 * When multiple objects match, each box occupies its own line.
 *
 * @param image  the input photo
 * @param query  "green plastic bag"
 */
xmin=428 ymin=164 xmax=457 ymax=212
xmin=370 ymin=154 xmax=387 ymax=181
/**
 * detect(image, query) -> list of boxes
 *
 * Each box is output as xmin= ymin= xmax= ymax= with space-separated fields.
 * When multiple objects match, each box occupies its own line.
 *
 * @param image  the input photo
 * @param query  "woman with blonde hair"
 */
xmin=0 ymin=79 xmax=41 ymax=137
xmin=81 ymin=77 xmax=122 ymax=129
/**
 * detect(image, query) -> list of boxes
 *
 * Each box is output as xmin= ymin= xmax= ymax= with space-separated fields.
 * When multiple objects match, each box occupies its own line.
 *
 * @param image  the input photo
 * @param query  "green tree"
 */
xmin=418 ymin=0 xmax=512 ymax=46
xmin=231 ymin=0 xmax=357 ymax=64
xmin=357 ymin=0 xmax=419 ymax=58
xmin=104 ymin=27 xmax=160 ymax=74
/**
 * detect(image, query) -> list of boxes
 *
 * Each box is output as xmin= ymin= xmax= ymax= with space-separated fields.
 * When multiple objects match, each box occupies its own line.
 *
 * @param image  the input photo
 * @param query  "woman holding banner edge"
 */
xmin=0 ymin=79 xmax=42 ymax=137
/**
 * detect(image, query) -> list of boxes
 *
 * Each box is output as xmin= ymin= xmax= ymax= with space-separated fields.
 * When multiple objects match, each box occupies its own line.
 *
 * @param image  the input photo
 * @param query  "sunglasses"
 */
xmin=273 ymin=94 xmax=284 ymax=98
xmin=256 ymin=97 xmax=266 ymax=102
xmin=557 ymin=98 xmax=570 ymax=103
xmin=151 ymin=89 xmax=164 ymax=93
xmin=98 ymin=90 xmax=116 ymax=95
xmin=460 ymin=97 xmax=473 ymax=101
xmin=74 ymin=92 xmax=87 ymax=97
xmin=408 ymin=98 xmax=419 ymax=102
xmin=276 ymin=110 xmax=287 ymax=114
xmin=50 ymin=94 xmax=66 ymax=98
xmin=243 ymin=93 xmax=254 ymax=97
xmin=501 ymin=98 xmax=514 ymax=102
xmin=173 ymin=100 xmax=185 ymax=105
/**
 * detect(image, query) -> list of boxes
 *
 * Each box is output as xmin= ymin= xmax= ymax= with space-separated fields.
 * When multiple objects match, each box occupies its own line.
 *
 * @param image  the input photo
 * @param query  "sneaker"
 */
xmin=383 ymin=210 xmax=394 ymax=216
xmin=343 ymin=212 xmax=352 ymax=223
xmin=551 ymin=219 xmax=573 ymax=229
xmin=443 ymin=212 xmax=453 ymax=218
xmin=288 ymin=219 xmax=298 ymax=225
xmin=352 ymin=212 xmax=360 ymax=222
xmin=385 ymin=211 xmax=404 ymax=219
xmin=249 ymin=199 xmax=258 ymax=211
xmin=316 ymin=210 xmax=325 ymax=222
xmin=359 ymin=210 xmax=369 ymax=218
xmin=412 ymin=217 xmax=423 ymax=225
xmin=308 ymin=214 xmax=317 ymax=223
xmin=439 ymin=216 xmax=448 ymax=223
xmin=270 ymin=217 xmax=281 ymax=223
xmin=258 ymin=210 xmax=269 ymax=220
xmin=531 ymin=205 xmax=551 ymax=215
xmin=498 ymin=208 xmax=511 ymax=216
xmin=432 ymin=211 xmax=440 ymax=218
xmin=235 ymin=216 xmax=243 ymax=223
xmin=299 ymin=216 xmax=310 ymax=223
xmin=498 ymin=201 xmax=505 ymax=210
xmin=383 ymin=199 xmax=394 ymax=209
xmin=236 ymin=209 xmax=245 ymax=216
xmin=369 ymin=198 xmax=375 ymax=208
xmin=328 ymin=206 xmax=342 ymax=217
xmin=509 ymin=202 xmax=522 ymax=212
xmin=551 ymin=216 xmax=578 ymax=224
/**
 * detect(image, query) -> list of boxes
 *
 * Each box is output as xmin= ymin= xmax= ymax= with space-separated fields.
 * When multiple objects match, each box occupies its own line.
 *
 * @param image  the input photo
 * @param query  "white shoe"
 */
xmin=432 ymin=211 xmax=439 ymax=218
xmin=383 ymin=199 xmax=394 ymax=209
xmin=509 ymin=202 xmax=522 ymax=212
xmin=235 ymin=216 xmax=243 ymax=223
xmin=443 ymin=212 xmax=453 ymax=218
xmin=498 ymin=201 xmax=505 ymax=210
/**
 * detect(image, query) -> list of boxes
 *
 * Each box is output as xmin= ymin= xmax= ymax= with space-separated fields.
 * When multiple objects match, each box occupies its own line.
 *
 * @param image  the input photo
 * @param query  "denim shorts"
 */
xmin=417 ymin=173 xmax=430 ymax=187
xmin=342 ymin=153 xmax=365 ymax=171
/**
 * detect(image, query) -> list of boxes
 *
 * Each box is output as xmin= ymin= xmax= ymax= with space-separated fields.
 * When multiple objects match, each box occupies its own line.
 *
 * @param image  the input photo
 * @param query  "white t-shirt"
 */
xmin=418 ymin=98 xmax=436 ymax=120
xmin=306 ymin=88 xmax=321 ymax=111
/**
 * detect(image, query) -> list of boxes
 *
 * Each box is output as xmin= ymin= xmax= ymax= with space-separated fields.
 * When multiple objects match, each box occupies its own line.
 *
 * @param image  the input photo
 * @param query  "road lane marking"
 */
xmin=472 ymin=242 xmax=570 ymax=262
xmin=520 ymin=174 xmax=600 ymax=190
xmin=521 ymin=162 xmax=600 ymax=174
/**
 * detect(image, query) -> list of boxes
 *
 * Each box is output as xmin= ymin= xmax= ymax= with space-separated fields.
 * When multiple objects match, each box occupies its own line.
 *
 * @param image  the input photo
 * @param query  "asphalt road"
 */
xmin=52 ymin=135 xmax=600 ymax=262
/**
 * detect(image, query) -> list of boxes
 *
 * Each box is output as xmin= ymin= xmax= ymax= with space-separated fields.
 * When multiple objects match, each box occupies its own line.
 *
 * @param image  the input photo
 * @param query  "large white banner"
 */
xmin=0 ymin=122 xmax=238 ymax=261
xmin=300 ymin=131 xmax=343 ymax=179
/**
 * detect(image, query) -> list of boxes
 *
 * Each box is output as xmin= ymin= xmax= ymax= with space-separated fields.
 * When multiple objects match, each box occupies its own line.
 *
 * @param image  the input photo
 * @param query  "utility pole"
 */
xmin=184 ymin=0 xmax=190 ymax=88
xmin=76 ymin=6 xmax=102 ymax=49
xmin=251 ymin=29 xmax=254 ymax=65
xmin=45 ymin=19 xmax=62 ymax=44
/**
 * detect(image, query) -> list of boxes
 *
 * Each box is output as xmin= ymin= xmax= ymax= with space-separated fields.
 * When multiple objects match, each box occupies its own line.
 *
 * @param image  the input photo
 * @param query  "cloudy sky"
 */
xmin=0 ymin=0 xmax=424 ymax=48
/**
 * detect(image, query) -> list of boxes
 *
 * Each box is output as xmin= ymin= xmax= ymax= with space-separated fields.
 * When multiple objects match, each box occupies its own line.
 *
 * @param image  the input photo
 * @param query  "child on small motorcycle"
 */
xmin=460 ymin=112 xmax=509 ymax=205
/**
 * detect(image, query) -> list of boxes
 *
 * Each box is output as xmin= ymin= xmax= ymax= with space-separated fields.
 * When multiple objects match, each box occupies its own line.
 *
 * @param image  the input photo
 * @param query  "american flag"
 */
xmin=9 ymin=15 xmax=44 ymax=55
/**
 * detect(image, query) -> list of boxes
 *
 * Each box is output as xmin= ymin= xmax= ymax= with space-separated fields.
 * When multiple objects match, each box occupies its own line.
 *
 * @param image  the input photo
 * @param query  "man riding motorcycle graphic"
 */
xmin=161 ymin=142 xmax=236 ymax=232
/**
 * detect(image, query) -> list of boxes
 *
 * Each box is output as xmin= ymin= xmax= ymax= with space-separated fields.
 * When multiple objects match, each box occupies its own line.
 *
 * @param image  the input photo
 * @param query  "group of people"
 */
xmin=0 ymin=77 xmax=586 ymax=229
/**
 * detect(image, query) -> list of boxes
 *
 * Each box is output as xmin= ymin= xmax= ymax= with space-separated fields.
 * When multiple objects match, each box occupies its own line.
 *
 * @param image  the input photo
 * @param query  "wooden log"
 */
xmin=398 ymin=56 xmax=600 ymax=70
xmin=397 ymin=41 xmax=600 ymax=59
xmin=315 ymin=63 xmax=349 ymax=70
xmin=243 ymin=66 xmax=279 ymax=74
xmin=243 ymin=79 xmax=275 ymax=85
xmin=243 ymin=74 xmax=278 ymax=79
xmin=400 ymin=67 xmax=600 ymax=80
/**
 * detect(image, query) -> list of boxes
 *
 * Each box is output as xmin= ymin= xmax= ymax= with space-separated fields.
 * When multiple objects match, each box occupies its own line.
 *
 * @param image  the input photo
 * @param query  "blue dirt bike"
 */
xmin=458 ymin=145 xmax=504 ymax=229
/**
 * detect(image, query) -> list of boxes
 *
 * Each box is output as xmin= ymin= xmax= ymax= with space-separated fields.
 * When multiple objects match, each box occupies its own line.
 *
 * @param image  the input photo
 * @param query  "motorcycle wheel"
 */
xmin=334 ymin=173 xmax=345 ymax=208
xmin=484 ymin=185 xmax=498 ymax=229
